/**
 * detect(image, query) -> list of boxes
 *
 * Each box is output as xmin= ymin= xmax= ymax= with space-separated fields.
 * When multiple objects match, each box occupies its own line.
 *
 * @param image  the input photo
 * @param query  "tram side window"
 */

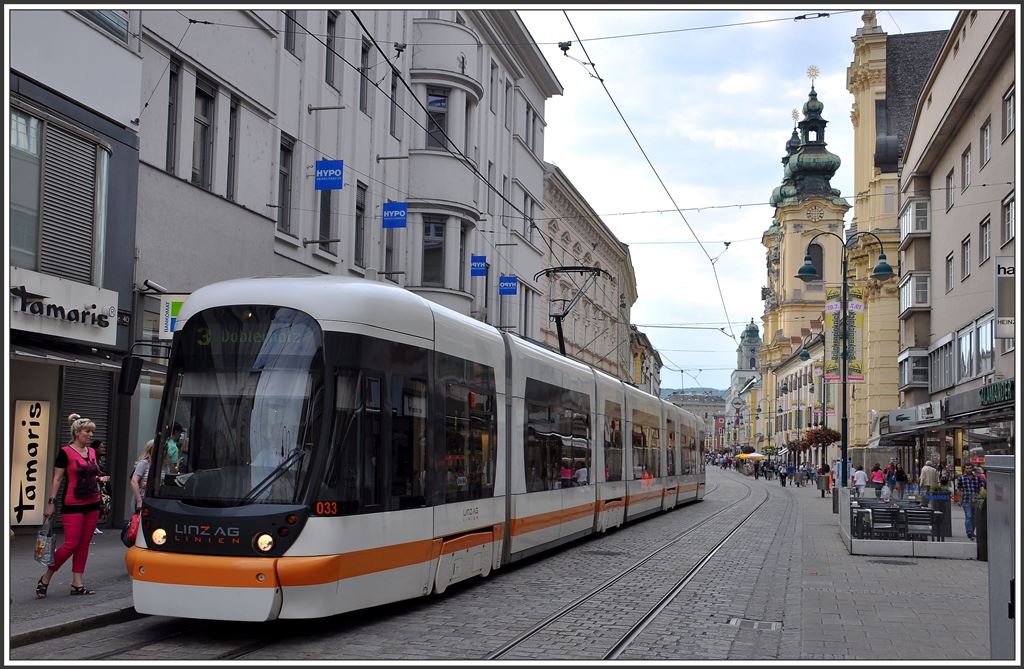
xmin=438 ymin=354 xmax=496 ymax=504
xmin=666 ymin=418 xmax=676 ymax=476
xmin=603 ymin=401 xmax=623 ymax=482
xmin=321 ymin=335 xmax=430 ymax=515
xmin=524 ymin=378 xmax=591 ymax=491
xmin=632 ymin=410 xmax=661 ymax=478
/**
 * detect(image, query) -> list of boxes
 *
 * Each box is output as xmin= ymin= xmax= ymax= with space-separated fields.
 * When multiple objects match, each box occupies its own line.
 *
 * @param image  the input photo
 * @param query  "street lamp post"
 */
xmin=796 ymin=231 xmax=894 ymax=489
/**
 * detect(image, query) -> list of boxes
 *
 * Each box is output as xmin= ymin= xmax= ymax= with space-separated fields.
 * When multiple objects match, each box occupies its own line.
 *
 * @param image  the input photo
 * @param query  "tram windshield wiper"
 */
xmin=240 ymin=447 xmax=307 ymax=505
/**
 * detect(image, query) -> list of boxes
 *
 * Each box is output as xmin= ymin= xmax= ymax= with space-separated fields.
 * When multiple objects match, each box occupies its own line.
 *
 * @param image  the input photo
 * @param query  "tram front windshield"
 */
xmin=151 ymin=305 xmax=324 ymax=507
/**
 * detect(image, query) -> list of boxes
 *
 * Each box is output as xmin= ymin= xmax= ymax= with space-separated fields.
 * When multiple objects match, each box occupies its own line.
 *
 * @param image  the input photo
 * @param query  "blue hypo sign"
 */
xmin=499 ymin=275 xmax=518 ymax=295
xmin=314 ymin=160 xmax=344 ymax=190
xmin=382 ymin=202 xmax=408 ymax=228
xmin=470 ymin=255 xmax=487 ymax=276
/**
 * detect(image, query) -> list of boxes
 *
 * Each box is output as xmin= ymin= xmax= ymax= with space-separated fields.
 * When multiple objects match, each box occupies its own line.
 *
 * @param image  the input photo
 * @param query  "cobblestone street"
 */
xmin=13 ymin=466 xmax=990 ymax=662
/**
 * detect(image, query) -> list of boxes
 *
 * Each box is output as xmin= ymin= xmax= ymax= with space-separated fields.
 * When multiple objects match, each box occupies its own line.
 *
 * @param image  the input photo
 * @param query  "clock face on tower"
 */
xmin=807 ymin=205 xmax=825 ymax=222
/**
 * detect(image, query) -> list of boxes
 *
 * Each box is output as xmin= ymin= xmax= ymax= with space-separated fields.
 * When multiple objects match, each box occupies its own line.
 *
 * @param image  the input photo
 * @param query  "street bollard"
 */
xmin=833 ymin=488 xmax=839 ymax=514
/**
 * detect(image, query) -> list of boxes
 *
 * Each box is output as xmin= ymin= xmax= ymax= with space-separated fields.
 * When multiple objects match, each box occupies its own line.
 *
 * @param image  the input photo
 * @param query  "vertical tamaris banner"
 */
xmin=11 ymin=400 xmax=51 ymax=526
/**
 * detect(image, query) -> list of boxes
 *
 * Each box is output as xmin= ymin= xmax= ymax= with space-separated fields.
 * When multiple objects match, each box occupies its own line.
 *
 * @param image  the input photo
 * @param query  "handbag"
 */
xmin=121 ymin=512 xmax=141 ymax=548
xmin=34 ymin=519 xmax=55 ymax=566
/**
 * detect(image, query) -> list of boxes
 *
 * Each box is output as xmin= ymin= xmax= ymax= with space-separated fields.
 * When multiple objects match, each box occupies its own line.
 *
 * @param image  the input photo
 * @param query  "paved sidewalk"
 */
xmin=8 ymin=526 xmax=138 ymax=647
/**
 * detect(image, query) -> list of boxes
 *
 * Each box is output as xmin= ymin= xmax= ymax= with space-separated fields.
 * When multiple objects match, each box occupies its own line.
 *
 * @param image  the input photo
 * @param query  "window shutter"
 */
xmin=40 ymin=124 xmax=96 ymax=284
xmin=54 ymin=367 xmax=112 ymax=528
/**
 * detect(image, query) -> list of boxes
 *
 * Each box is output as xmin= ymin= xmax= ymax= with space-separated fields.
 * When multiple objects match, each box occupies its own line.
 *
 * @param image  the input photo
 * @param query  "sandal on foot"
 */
xmin=69 ymin=585 xmax=96 ymax=596
xmin=36 ymin=577 xmax=49 ymax=599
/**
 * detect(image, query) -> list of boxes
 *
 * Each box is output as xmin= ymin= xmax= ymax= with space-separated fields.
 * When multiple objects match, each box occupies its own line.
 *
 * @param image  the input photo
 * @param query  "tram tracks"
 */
xmin=486 ymin=477 xmax=763 ymax=660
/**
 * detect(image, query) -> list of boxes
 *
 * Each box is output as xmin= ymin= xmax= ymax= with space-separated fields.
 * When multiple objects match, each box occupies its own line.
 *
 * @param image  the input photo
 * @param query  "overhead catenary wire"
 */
xmin=563 ymin=11 xmax=739 ymax=343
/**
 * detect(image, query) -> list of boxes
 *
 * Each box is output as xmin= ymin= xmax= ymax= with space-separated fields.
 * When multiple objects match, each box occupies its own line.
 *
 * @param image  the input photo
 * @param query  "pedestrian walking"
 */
xmin=893 ymin=463 xmax=908 ymax=500
xmin=130 ymin=439 xmax=155 ymax=513
xmin=919 ymin=460 xmax=939 ymax=488
xmin=870 ymin=463 xmax=886 ymax=497
xmin=852 ymin=465 xmax=868 ymax=497
xmin=955 ymin=464 xmax=985 ymax=540
xmin=35 ymin=414 xmax=111 ymax=598
xmin=817 ymin=462 xmax=831 ymax=498
xmin=92 ymin=439 xmax=109 ymax=535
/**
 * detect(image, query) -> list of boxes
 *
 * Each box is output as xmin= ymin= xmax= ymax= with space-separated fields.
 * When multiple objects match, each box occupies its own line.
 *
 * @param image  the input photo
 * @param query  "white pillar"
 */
xmin=444 ymin=215 xmax=461 ymax=289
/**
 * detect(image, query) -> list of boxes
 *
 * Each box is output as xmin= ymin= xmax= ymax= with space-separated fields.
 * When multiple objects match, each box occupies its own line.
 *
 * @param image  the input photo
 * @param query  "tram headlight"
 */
xmin=151 ymin=528 xmax=167 ymax=545
xmin=254 ymin=533 xmax=275 ymax=552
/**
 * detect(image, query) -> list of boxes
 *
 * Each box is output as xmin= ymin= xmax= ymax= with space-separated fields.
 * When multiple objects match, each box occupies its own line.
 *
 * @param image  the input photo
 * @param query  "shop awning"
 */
xmin=11 ymin=344 xmax=165 ymax=374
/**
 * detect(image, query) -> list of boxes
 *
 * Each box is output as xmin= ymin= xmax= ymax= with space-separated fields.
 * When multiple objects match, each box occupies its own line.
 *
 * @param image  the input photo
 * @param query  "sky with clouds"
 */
xmin=518 ymin=7 xmax=960 ymax=392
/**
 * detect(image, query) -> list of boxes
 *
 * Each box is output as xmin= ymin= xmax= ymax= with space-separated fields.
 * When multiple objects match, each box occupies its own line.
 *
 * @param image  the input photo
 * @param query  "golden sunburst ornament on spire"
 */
xmin=807 ymin=65 xmax=820 ymax=87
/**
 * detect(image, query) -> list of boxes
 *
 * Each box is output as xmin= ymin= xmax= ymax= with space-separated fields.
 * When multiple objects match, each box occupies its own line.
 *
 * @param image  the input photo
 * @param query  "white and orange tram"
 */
xmin=123 ymin=276 xmax=706 ymax=621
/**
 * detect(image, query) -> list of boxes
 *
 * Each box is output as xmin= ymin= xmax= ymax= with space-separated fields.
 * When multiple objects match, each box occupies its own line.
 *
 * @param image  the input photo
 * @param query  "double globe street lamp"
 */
xmin=795 ymin=230 xmax=895 ymax=489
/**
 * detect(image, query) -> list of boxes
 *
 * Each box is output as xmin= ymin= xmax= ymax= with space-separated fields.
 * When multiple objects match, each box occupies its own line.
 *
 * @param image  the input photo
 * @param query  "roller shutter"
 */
xmin=39 ymin=124 xmax=96 ymax=284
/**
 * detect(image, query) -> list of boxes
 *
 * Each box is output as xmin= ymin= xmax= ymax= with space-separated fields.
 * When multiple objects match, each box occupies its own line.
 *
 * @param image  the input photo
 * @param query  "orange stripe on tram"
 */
xmin=510 ymin=502 xmax=596 ymax=536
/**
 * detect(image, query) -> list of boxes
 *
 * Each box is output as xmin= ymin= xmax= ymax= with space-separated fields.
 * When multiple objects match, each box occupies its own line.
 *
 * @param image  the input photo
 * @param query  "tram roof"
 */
xmin=177 ymin=275 xmax=437 ymax=340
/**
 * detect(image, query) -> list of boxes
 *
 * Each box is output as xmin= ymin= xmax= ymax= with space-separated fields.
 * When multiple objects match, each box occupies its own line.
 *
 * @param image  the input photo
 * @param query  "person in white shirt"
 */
xmin=919 ymin=460 xmax=940 ymax=488
xmin=852 ymin=466 xmax=868 ymax=497
xmin=574 ymin=464 xmax=589 ymax=486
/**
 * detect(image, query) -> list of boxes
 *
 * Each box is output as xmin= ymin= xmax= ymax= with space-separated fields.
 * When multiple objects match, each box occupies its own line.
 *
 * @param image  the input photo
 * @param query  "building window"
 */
xmin=422 ymin=214 xmax=445 ymax=286
xmin=1003 ymin=87 xmax=1015 ymax=137
xmin=78 ymin=10 xmax=130 ymax=42
xmin=977 ymin=317 xmax=995 ymax=375
xmin=284 ymin=10 xmax=297 ymax=56
xmin=524 ymin=104 xmax=533 ymax=147
xmin=359 ymin=39 xmax=371 ymax=115
xmin=354 ymin=182 xmax=367 ymax=267
xmin=226 ymin=96 xmax=239 ymax=202
xmin=945 ymin=169 xmax=955 ymax=210
xmin=807 ymin=243 xmax=824 ymax=281
xmin=899 ymin=199 xmax=930 ymax=241
xmin=521 ymin=285 xmax=534 ymax=337
xmin=899 ymin=355 xmax=929 ymax=387
xmin=980 ymin=217 xmax=991 ymax=263
xmin=487 ymin=162 xmax=495 ymax=215
xmin=883 ymin=185 xmax=896 ymax=214
xmin=928 ymin=339 xmax=955 ymax=393
xmin=384 ymin=225 xmax=396 ymax=280
xmin=961 ymin=147 xmax=971 ymax=190
xmin=960 ymin=235 xmax=971 ymax=280
xmin=166 ymin=58 xmax=180 ymax=173
xmin=957 ymin=325 xmax=974 ymax=381
xmin=426 ymin=87 xmax=449 ymax=149
xmin=319 ymin=189 xmax=335 ymax=254
xmin=899 ymin=274 xmax=930 ymax=313
xmin=489 ymin=60 xmax=498 ymax=113
xmin=504 ymin=79 xmax=512 ymax=130
xmin=501 ymin=176 xmax=509 ymax=227
xmin=325 ymin=11 xmax=338 ymax=87
xmin=981 ymin=119 xmax=992 ymax=166
xmin=389 ymin=68 xmax=400 ymax=138
xmin=945 ymin=253 xmax=954 ymax=293
xmin=459 ymin=223 xmax=468 ymax=291
xmin=1002 ymin=194 xmax=1015 ymax=244
xmin=10 ymin=108 xmax=41 ymax=271
xmin=278 ymin=134 xmax=295 ymax=235
xmin=464 ymin=99 xmax=473 ymax=154
xmin=191 ymin=78 xmax=216 ymax=189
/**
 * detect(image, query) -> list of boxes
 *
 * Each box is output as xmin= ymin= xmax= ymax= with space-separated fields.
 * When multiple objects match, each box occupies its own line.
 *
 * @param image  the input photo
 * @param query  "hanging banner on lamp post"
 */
xmin=823 ymin=285 xmax=865 ymax=381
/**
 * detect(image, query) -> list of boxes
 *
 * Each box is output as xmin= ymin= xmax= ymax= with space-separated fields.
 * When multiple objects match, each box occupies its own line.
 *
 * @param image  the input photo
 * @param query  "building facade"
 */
xmin=889 ymin=9 xmax=1016 ymax=470
xmin=539 ymin=162 xmax=637 ymax=379
xmin=9 ymin=8 xmax=566 ymax=530
xmin=10 ymin=9 xmax=142 ymax=529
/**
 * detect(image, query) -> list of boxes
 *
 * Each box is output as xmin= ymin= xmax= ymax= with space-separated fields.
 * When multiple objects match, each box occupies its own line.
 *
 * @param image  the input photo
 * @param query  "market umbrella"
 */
xmin=745 ymin=452 xmax=767 ymax=460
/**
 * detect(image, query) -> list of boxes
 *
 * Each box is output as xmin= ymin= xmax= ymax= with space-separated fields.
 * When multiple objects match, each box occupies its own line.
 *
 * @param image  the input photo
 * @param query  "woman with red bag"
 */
xmin=35 ymin=414 xmax=111 ymax=598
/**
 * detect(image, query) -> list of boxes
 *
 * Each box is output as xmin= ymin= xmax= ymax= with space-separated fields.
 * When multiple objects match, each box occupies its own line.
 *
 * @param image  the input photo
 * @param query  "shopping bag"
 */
xmin=120 ymin=513 xmax=140 ymax=548
xmin=34 ymin=519 xmax=55 ymax=567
